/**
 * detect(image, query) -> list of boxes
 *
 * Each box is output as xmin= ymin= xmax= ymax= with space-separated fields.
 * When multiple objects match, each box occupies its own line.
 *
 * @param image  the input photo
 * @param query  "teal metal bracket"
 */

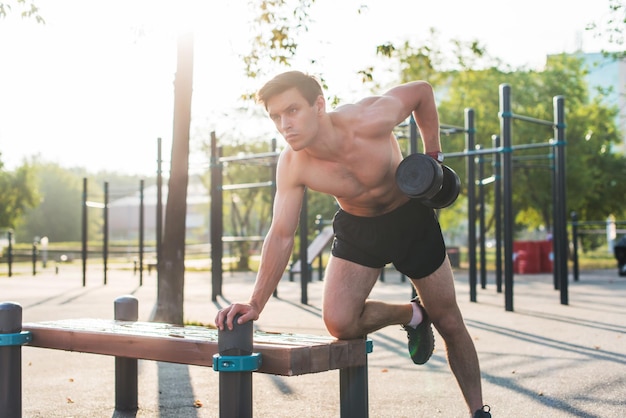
xmin=0 ymin=331 xmax=32 ymax=346
xmin=213 ymin=352 xmax=262 ymax=372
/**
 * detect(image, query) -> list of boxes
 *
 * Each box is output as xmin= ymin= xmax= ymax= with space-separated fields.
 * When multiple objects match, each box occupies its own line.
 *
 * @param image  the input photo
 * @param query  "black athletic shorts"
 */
xmin=331 ymin=199 xmax=446 ymax=279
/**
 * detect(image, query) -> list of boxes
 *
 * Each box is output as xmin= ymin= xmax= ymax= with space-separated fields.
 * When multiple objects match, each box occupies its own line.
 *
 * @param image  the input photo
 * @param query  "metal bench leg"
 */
xmin=339 ymin=361 xmax=369 ymax=418
xmin=217 ymin=316 xmax=254 ymax=418
xmin=114 ymin=296 xmax=138 ymax=411
xmin=0 ymin=302 xmax=26 ymax=418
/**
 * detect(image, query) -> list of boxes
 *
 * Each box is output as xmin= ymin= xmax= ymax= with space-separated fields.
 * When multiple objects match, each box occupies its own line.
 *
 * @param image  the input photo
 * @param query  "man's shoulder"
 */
xmin=278 ymin=147 xmax=304 ymax=167
xmin=333 ymin=97 xmax=376 ymax=114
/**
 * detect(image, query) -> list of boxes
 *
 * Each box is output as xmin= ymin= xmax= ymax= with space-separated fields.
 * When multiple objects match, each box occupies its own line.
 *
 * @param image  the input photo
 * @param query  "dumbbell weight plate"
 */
xmin=422 ymin=165 xmax=461 ymax=208
xmin=395 ymin=153 xmax=444 ymax=199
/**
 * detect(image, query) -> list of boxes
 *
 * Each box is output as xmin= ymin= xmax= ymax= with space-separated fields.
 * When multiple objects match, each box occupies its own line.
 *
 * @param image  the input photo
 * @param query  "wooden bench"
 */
xmin=0 ymin=297 xmax=371 ymax=418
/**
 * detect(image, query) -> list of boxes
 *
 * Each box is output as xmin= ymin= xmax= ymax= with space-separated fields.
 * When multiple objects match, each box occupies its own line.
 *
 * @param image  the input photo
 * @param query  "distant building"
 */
xmin=108 ymin=177 xmax=210 ymax=243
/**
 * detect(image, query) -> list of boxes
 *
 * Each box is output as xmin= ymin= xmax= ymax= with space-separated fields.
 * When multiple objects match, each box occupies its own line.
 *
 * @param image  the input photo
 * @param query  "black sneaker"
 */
xmin=402 ymin=297 xmax=435 ymax=365
xmin=473 ymin=405 xmax=491 ymax=418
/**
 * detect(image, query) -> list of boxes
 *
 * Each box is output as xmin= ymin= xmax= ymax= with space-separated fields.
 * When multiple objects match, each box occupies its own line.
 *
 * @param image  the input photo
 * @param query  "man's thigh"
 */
xmin=322 ymin=255 xmax=381 ymax=322
xmin=411 ymin=257 xmax=463 ymax=324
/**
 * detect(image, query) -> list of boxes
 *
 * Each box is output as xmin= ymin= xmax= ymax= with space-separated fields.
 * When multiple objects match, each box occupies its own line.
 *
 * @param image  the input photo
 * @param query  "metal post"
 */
xmin=210 ymin=132 xmax=224 ymax=301
xmin=218 ymin=316 xmax=253 ymax=418
xmin=7 ymin=231 xmax=13 ymax=277
xmin=571 ymin=212 xmax=579 ymax=282
xmin=554 ymin=95 xmax=568 ymax=304
xmin=0 ymin=302 xmax=26 ymax=417
xmin=500 ymin=84 xmax=514 ymax=312
xmin=82 ymin=177 xmax=88 ymax=287
xmin=300 ymin=189 xmax=309 ymax=304
xmin=477 ymin=145 xmax=487 ymax=289
xmin=465 ymin=108 xmax=477 ymax=302
xmin=271 ymin=138 xmax=279 ymax=298
xmin=492 ymin=135 xmax=503 ymax=293
xmin=31 ymin=243 xmax=37 ymax=276
xmin=103 ymin=182 xmax=109 ymax=285
xmin=339 ymin=360 xmax=369 ymax=418
xmin=139 ymin=180 xmax=145 ymax=287
xmin=156 ymin=137 xmax=163 ymax=276
xmin=114 ymin=296 xmax=138 ymax=411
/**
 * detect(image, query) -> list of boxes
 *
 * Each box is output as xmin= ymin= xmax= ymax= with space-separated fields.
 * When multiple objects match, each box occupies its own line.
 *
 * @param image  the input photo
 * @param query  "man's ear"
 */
xmin=315 ymin=95 xmax=325 ymax=115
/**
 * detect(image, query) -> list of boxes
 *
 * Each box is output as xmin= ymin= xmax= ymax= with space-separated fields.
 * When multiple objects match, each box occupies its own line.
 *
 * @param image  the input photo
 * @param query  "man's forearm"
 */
xmin=248 ymin=234 xmax=294 ymax=313
xmin=411 ymin=82 xmax=441 ymax=153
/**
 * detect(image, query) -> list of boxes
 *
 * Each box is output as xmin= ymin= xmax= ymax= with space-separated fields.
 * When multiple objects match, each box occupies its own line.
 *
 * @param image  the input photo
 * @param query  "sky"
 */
xmin=0 ymin=0 xmax=619 ymax=177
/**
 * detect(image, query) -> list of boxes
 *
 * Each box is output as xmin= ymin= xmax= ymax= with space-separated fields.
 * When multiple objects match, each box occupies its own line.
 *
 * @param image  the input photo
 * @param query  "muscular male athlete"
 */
xmin=215 ymin=71 xmax=491 ymax=418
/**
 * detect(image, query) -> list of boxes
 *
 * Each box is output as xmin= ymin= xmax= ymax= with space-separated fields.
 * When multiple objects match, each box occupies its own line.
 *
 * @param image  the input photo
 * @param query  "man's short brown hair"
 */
xmin=256 ymin=71 xmax=323 ymax=109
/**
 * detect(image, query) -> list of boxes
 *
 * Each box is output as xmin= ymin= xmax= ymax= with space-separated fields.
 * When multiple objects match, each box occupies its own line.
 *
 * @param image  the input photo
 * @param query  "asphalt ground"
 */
xmin=1 ymin=263 xmax=625 ymax=418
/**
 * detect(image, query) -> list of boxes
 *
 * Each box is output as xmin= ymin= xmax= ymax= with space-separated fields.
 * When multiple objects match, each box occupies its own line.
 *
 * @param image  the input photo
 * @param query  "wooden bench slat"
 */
xmin=22 ymin=319 xmax=367 ymax=376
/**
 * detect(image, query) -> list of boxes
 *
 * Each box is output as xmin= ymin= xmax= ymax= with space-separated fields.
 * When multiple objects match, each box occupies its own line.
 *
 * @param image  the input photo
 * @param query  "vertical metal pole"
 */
xmin=300 ymin=189 xmax=309 ymax=304
xmin=156 ymin=137 xmax=163 ymax=275
xmin=82 ymin=177 xmax=88 ymax=287
xmin=114 ymin=296 xmax=138 ymax=411
xmin=0 ymin=302 xmax=24 ymax=417
xmin=477 ymin=145 xmax=487 ymax=289
xmin=139 ymin=180 xmax=145 ymax=287
xmin=7 ymin=231 xmax=13 ymax=277
xmin=571 ymin=212 xmax=579 ymax=282
xmin=218 ymin=316 xmax=253 ymax=418
xmin=500 ymin=84 xmax=514 ymax=312
xmin=551 ymin=140 xmax=560 ymax=291
xmin=211 ymin=132 xmax=224 ymax=301
xmin=492 ymin=135 xmax=503 ymax=293
xmin=31 ymin=243 xmax=37 ymax=276
xmin=271 ymin=138 xmax=279 ymax=298
xmin=339 ymin=355 xmax=369 ymax=418
xmin=104 ymin=182 xmax=109 ymax=285
xmin=465 ymin=108 xmax=477 ymax=302
xmin=554 ymin=95 xmax=568 ymax=305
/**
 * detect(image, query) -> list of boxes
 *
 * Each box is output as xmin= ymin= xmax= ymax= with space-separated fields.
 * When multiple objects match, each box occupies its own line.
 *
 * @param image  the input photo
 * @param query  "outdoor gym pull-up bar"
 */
xmin=413 ymin=84 xmax=566 ymax=312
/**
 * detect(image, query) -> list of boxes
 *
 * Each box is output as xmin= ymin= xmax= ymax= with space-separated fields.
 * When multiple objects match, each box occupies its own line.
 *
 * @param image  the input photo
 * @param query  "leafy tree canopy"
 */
xmin=0 ymin=0 xmax=44 ymax=23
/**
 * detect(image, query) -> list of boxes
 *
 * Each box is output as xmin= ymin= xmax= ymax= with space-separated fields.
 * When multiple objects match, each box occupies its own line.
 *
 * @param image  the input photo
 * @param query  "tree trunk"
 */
xmin=152 ymin=32 xmax=194 ymax=325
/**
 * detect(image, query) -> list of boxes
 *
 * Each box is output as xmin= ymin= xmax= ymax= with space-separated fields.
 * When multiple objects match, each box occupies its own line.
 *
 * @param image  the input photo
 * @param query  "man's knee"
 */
xmin=323 ymin=314 xmax=361 ymax=339
xmin=432 ymin=310 xmax=466 ymax=340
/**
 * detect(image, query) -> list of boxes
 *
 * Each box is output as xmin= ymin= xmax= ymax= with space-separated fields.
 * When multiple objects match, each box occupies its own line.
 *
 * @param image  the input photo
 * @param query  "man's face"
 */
xmin=266 ymin=87 xmax=321 ymax=151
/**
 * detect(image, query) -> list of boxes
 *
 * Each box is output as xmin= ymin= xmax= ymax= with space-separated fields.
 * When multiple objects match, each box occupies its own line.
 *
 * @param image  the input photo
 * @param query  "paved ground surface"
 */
xmin=1 ymin=262 xmax=625 ymax=418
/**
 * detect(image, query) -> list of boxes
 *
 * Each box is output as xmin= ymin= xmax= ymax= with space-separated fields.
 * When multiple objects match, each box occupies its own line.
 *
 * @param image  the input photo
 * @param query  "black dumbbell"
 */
xmin=395 ymin=153 xmax=460 ymax=208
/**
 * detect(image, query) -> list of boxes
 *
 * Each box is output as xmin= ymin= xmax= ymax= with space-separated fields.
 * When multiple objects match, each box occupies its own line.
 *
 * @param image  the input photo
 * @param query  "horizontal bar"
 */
xmin=511 ymin=113 xmax=554 ymax=127
xmin=222 ymin=236 xmax=265 ymax=242
xmin=571 ymin=220 xmax=626 ymax=226
xmin=222 ymin=181 xmax=274 ymax=191
xmin=446 ymin=141 xmax=557 ymax=159
xmin=440 ymin=123 xmax=466 ymax=132
xmin=477 ymin=175 xmax=496 ymax=186
xmin=85 ymin=201 xmax=106 ymax=209
xmin=572 ymin=229 xmax=626 ymax=235
xmin=219 ymin=152 xmax=279 ymax=163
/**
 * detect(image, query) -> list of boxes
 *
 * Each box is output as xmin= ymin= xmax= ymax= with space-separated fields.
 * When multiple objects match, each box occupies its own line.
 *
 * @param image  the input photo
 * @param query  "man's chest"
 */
xmin=302 ymin=153 xmax=395 ymax=200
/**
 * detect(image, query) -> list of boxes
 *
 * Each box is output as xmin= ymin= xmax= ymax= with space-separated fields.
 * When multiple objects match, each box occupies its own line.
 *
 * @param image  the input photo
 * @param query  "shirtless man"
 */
xmin=215 ymin=71 xmax=491 ymax=418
